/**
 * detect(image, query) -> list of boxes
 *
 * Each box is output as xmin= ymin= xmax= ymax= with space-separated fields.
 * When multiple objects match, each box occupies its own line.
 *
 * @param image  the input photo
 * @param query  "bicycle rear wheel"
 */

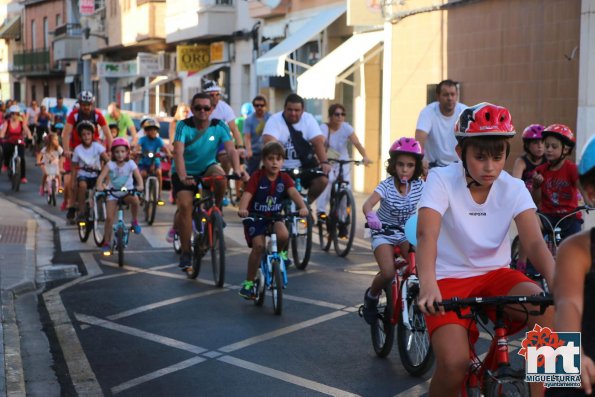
xmin=145 ymin=180 xmax=158 ymax=225
xmin=77 ymin=209 xmax=92 ymax=242
xmin=210 ymin=212 xmax=226 ymax=287
xmin=484 ymin=376 xmax=529 ymax=397
xmin=49 ymin=179 xmax=57 ymax=206
xmin=371 ymin=284 xmax=395 ymax=357
xmin=397 ymin=278 xmax=434 ymax=376
xmin=291 ymin=209 xmax=313 ymax=270
xmin=271 ymin=259 xmax=283 ymax=315
xmin=333 ymin=189 xmax=356 ymax=257
xmin=116 ymin=228 xmax=125 ymax=267
xmin=317 ymin=212 xmax=332 ymax=251
xmin=254 ymin=268 xmax=265 ymax=307
xmin=93 ymin=195 xmax=107 ymax=247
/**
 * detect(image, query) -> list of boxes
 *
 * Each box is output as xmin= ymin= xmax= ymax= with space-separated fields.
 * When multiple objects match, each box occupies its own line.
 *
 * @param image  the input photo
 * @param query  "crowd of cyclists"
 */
xmin=0 ymin=78 xmax=593 ymax=395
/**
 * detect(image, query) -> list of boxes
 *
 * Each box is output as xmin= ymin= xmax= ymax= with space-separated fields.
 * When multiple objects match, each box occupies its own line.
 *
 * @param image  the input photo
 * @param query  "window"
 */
xmin=56 ymin=84 xmax=62 ymax=98
xmin=43 ymin=84 xmax=50 ymax=98
xmin=43 ymin=17 xmax=48 ymax=48
xmin=56 ymin=14 xmax=62 ymax=27
xmin=31 ymin=20 xmax=36 ymax=50
xmin=31 ymin=85 xmax=37 ymax=101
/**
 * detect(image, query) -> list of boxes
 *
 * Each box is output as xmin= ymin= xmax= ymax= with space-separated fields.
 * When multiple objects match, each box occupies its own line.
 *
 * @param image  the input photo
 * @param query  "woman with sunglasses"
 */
xmin=0 ymin=105 xmax=33 ymax=183
xmin=315 ymin=103 xmax=371 ymax=223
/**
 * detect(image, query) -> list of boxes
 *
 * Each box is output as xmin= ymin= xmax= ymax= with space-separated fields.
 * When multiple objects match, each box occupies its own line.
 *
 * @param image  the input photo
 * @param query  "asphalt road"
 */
xmin=1 ymin=151 xmax=527 ymax=397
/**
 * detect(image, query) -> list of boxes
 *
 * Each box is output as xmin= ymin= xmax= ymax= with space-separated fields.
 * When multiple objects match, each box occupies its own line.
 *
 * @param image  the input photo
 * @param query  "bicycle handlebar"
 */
xmin=96 ymin=187 xmax=142 ymax=198
xmin=241 ymin=213 xmax=299 ymax=223
xmin=364 ymin=223 xmax=405 ymax=234
xmin=437 ymin=294 xmax=553 ymax=318
xmin=327 ymin=158 xmax=365 ymax=166
xmin=185 ymin=174 xmax=241 ymax=183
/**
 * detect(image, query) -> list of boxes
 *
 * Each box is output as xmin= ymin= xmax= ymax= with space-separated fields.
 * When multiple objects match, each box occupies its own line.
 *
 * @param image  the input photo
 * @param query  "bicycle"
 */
xmin=7 ymin=139 xmax=24 ymax=192
xmin=284 ymin=167 xmax=316 ymax=269
xmin=438 ymin=294 xmax=553 ymax=397
xmin=39 ymin=165 xmax=61 ymax=207
xmin=317 ymin=159 xmax=362 ymax=257
xmin=96 ymin=188 xmax=141 ymax=267
xmin=181 ymin=174 xmax=240 ymax=287
xmin=242 ymin=213 xmax=292 ymax=315
xmin=510 ymin=205 xmax=593 ymax=291
xmin=77 ymin=186 xmax=97 ymax=243
xmin=92 ymin=190 xmax=107 ymax=247
xmin=359 ymin=222 xmax=434 ymax=376
xmin=140 ymin=151 xmax=164 ymax=226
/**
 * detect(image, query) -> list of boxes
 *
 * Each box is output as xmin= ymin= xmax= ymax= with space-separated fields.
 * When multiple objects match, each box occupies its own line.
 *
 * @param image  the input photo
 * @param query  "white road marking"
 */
xmin=140 ymin=225 xmax=171 ymax=248
xmin=100 ymin=260 xmax=188 ymax=280
xmin=111 ymin=356 xmax=206 ymax=395
xmin=393 ymin=380 xmax=430 ymax=396
xmin=107 ymin=289 xmax=227 ymax=321
xmin=282 ymin=294 xmax=348 ymax=310
xmin=75 ymin=313 xmax=207 ymax=354
xmin=218 ymin=355 xmax=361 ymax=397
xmin=59 ymin=229 xmax=97 ymax=252
xmin=218 ymin=310 xmax=349 ymax=353
xmin=79 ymin=252 xmax=103 ymax=277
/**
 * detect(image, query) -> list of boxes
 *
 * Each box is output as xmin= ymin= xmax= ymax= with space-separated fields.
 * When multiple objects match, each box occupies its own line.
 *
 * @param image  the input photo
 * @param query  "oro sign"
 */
xmin=177 ymin=45 xmax=210 ymax=72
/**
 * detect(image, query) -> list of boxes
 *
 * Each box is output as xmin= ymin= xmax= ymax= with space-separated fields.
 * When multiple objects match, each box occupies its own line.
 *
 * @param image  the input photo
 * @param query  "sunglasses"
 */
xmin=193 ymin=105 xmax=212 ymax=112
xmin=254 ymin=103 xmax=266 ymax=108
xmin=334 ymin=112 xmax=346 ymax=117
xmin=208 ymin=93 xmax=220 ymax=97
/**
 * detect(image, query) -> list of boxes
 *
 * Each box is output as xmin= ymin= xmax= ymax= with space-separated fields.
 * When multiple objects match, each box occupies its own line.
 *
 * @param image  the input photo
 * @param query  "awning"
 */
xmin=256 ymin=4 xmax=346 ymax=77
xmin=184 ymin=62 xmax=230 ymax=87
xmin=0 ymin=16 xmax=21 ymax=39
xmin=128 ymin=75 xmax=178 ymax=103
xmin=297 ymin=31 xmax=384 ymax=100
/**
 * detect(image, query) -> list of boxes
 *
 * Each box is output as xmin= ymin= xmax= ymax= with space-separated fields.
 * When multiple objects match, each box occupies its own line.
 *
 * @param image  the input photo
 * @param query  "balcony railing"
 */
xmin=53 ymin=23 xmax=83 ymax=61
xmin=53 ymin=23 xmax=83 ymax=37
xmin=13 ymin=49 xmax=50 ymax=73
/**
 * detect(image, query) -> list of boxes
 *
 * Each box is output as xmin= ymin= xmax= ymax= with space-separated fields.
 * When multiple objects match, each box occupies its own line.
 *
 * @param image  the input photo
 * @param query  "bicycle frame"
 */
xmin=537 ymin=206 xmax=593 ymax=254
xmin=388 ymin=246 xmax=418 ymax=327
xmin=9 ymin=140 xmax=23 ymax=175
xmin=192 ymin=175 xmax=226 ymax=251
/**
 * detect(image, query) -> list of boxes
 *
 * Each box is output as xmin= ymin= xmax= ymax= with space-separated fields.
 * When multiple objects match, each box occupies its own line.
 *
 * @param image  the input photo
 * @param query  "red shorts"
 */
xmin=425 ymin=268 xmax=536 ymax=345
xmin=63 ymin=157 xmax=71 ymax=173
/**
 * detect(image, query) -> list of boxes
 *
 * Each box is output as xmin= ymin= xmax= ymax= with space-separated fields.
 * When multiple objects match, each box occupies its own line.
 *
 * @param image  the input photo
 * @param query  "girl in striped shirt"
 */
xmin=361 ymin=137 xmax=425 ymax=324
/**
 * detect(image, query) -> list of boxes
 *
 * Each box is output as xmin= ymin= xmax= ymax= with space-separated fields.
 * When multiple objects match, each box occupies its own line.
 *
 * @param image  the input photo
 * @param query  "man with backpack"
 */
xmin=61 ymin=91 xmax=112 ymax=222
xmin=262 ymin=93 xmax=330 ymax=202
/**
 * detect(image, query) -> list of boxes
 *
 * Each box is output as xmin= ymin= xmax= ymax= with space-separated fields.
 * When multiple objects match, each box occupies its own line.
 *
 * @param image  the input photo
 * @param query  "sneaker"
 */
xmin=101 ymin=243 xmax=111 ymax=256
xmin=20 ymin=177 xmax=28 ymax=184
xmin=222 ymin=197 xmax=230 ymax=207
xmin=60 ymin=201 xmax=68 ymax=211
xmin=280 ymin=250 xmax=292 ymax=267
xmin=179 ymin=252 xmax=192 ymax=270
xmin=239 ymin=280 xmax=255 ymax=300
xmin=338 ymin=223 xmax=349 ymax=239
xmin=362 ymin=288 xmax=379 ymax=325
xmin=66 ymin=207 xmax=76 ymax=220
xmin=166 ymin=227 xmax=176 ymax=243
xmin=131 ymin=220 xmax=142 ymax=234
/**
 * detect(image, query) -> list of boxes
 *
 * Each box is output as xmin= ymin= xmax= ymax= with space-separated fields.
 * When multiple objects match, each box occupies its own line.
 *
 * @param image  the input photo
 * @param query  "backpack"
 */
xmin=282 ymin=114 xmax=319 ymax=169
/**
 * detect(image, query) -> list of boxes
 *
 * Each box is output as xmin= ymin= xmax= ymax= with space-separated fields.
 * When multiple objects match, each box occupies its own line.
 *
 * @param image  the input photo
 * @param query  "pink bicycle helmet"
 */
xmin=522 ymin=124 xmax=545 ymax=141
xmin=389 ymin=137 xmax=423 ymax=157
xmin=111 ymin=137 xmax=130 ymax=151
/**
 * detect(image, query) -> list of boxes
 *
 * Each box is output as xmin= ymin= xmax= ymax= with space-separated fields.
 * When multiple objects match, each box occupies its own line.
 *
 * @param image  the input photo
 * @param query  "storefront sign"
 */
xmin=177 ymin=45 xmax=210 ymax=72
xmin=80 ymin=0 xmax=95 ymax=15
xmin=137 ymin=52 xmax=161 ymax=76
xmin=97 ymin=61 xmax=137 ymax=77
xmin=210 ymin=42 xmax=228 ymax=63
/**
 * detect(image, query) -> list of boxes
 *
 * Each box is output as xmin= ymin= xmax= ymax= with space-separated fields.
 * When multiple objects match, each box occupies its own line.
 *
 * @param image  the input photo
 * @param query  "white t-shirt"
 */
xmin=375 ymin=177 xmax=424 ymax=241
xmin=320 ymin=122 xmax=354 ymax=160
xmin=107 ymin=160 xmax=137 ymax=190
xmin=72 ymin=142 xmax=105 ymax=178
xmin=210 ymin=100 xmax=236 ymax=123
xmin=416 ymin=102 xmax=467 ymax=166
xmin=418 ymin=162 xmax=535 ymax=280
xmin=40 ymin=147 xmax=63 ymax=176
xmin=263 ymin=111 xmax=323 ymax=169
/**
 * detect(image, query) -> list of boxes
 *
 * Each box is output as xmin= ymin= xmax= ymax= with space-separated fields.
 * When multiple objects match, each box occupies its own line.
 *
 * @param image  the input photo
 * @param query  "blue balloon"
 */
xmin=404 ymin=214 xmax=418 ymax=247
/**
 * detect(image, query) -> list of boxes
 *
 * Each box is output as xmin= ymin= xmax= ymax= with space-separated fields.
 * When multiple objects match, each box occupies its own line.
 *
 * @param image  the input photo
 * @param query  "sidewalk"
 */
xmin=0 ymin=194 xmax=60 ymax=396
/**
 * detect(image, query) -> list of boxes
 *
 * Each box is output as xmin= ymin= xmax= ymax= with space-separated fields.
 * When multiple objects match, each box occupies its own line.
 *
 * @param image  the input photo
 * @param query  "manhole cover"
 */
xmin=0 ymin=225 xmax=27 ymax=244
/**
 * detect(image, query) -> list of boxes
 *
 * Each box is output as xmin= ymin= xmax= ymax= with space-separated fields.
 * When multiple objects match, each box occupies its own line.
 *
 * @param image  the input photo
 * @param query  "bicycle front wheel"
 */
xmin=49 ymin=179 xmax=57 ymax=206
xmin=93 ymin=195 xmax=107 ymax=247
xmin=317 ymin=212 xmax=332 ymax=251
xmin=271 ymin=259 xmax=283 ymax=315
xmin=397 ymin=279 xmax=434 ymax=376
xmin=116 ymin=228 xmax=125 ymax=267
xmin=291 ymin=209 xmax=313 ymax=270
xmin=210 ymin=211 xmax=226 ymax=287
xmin=333 ymin=189 xmax=356 ymax=257
xmin=77 ymin=211 xmax=92 ymax=242
xmin=371 ymin=284 xmax=395 ymax=357
xmin=145 ymin=180 xmax=158 ymax=225
xmin=11 ymin=156 xmax=21 ymax=192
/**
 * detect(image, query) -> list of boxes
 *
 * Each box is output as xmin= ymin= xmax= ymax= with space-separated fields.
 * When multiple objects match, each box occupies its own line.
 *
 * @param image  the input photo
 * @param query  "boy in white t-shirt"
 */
xmin=416 ymin=103 xmax=554 ymax=397
xmin=72 ymin=120 xmax=110 ymax=221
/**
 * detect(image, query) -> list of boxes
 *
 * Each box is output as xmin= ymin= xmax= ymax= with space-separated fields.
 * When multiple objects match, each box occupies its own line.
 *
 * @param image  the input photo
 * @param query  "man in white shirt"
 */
xmin=263 ymin=94 xmax=330 ymax=202
xmin=415 ymin=80 xmax=467 ymax=168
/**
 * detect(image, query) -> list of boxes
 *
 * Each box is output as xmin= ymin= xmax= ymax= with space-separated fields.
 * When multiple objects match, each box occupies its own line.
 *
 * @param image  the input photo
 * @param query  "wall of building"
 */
xmin=390 ymin=0 xmax=581 ymax=168
xmin=24 ymin=0 xmax=63 ymax=52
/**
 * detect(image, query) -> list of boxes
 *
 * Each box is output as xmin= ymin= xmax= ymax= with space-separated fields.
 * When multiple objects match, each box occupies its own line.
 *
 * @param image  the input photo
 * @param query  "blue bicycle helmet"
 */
xmin=578 ymin=135 xmax=595 ymax=175
xmin=240 ymin=102 xmax=254 ymax=117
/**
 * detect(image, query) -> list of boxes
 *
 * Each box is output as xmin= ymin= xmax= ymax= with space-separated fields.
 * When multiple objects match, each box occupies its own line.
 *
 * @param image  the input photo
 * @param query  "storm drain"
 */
xmin=42 ymin=265 xmax=81 ymax=282
xmin=0 ymin=225 xmax=27 ymax=244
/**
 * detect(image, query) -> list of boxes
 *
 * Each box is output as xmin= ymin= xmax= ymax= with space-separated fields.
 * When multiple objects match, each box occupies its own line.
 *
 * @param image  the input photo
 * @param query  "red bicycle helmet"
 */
xmin=455 ymin=102 xmax=515 ymax=138
xmin=542 ymin=123 xmax=575 ymax=147
xmin=389 ymin=137 xmax=423 ymax=157
xmin=522 ymin=124 xmax=545 ymax=141
xmin=111 ymin=137 xmax=130 ymax=151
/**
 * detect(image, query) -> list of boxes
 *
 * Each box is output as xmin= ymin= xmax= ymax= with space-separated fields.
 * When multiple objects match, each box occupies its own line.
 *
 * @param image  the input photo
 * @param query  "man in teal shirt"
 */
xmin=171 ymin=92 xmax=248 ymax=270
xmin=106 ymin=102 xmax=138 ymax=146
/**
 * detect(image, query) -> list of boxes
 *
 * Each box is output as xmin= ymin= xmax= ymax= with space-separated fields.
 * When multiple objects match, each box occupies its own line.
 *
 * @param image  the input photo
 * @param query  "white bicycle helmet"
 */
xmin=78 ymin=90 xmax=95 ymax=104
xmin=8 ymin=105 xmax=21 ymax=114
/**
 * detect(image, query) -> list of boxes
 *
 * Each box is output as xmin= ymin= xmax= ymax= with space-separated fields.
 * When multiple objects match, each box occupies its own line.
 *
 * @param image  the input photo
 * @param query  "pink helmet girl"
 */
xmin=387 ymin=137 xmax=424 ymax=182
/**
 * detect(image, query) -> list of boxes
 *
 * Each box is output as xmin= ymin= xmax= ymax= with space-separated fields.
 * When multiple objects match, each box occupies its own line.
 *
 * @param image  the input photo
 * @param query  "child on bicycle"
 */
xmin=415 ymin=103 xmax=555 ymax=397
xmin=71 ymin=120 xmax=110 ymax=222
xmin=237 ymin=141 xmax=308 ymax=300
xmin=547 ymin=135 xmax=595 ymax=396
xmin=361 ymin=137 xmax=424 ymax=324
xmin=136 ymin=118 xmax=172 ymax=206
xmin=95 ymin=138 xmax=144 ymax=255
xmin=532 ymin=123 xmax=582 ymax=240
xmin=512 ymin=124 xmax=546 ymax=272
xmin=37 ymin=132 xmax=64 ymax=196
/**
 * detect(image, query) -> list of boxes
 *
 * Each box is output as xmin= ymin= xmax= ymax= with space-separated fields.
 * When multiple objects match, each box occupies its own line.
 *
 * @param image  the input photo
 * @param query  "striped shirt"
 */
xmin=375 ymin=177 xmax=424 ymax=227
